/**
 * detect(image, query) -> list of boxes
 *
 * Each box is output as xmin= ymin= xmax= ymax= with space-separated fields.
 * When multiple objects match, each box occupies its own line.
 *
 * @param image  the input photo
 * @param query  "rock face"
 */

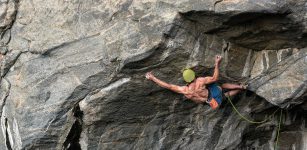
xmin=0 ymin=0 xmax=306 ymax=150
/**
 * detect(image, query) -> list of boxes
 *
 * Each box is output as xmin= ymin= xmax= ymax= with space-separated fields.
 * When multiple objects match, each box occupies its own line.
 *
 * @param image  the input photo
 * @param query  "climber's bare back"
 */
xmin=181 ymin=77 xmax=212 ymax=104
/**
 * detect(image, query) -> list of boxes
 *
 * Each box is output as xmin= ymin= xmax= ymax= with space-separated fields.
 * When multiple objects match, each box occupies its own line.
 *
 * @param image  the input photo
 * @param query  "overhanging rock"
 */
xmin=0 ymin=0 xmax=306 ymax=149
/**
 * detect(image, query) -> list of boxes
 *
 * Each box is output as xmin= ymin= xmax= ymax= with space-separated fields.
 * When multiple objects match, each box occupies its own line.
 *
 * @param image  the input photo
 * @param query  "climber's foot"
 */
xmin=240 ymin=83 xmax=248 ymax=90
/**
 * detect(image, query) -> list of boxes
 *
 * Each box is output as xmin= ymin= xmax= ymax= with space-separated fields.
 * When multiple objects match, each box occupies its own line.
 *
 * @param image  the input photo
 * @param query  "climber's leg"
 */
xmin=224 ymin=90 xmax=241 ymax=97
xmin=221 ymin=83 xmax=246 ymax=90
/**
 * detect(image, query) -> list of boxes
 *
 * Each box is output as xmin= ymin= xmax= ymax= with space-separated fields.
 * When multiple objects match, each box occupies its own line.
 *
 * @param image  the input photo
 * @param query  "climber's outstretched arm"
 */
xmin=198 ymin=55 xmax=222 ymax=85
xmin=146 ymin=72 xmax=187 ymax=94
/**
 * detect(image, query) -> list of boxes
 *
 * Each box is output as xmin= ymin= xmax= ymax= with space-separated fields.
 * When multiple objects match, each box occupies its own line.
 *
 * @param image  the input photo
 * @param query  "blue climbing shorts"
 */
xmin=207 ymin=83 xmax=223 ymax=109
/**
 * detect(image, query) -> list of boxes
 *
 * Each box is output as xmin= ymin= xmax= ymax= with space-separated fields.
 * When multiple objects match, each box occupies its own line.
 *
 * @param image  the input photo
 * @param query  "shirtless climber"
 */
xmin=145 ymin=55 xmax=247 ymax=109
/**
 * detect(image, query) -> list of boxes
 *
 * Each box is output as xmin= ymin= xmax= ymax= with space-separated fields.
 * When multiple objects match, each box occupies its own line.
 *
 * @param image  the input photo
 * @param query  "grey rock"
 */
xmin=0 ymin=45 xmax=8 ymax=55
xmin=0 ymin=78 xmax=10 ymax=117
xmin=0 ymin=0 xmax=18 ymax=36
xmin=248 ymin=48 xmax=307 ymax=107
xmin=0 ymin=0 xmax=306 ymax=150
xmin=0 ymin=50 xmax=21 ymax=77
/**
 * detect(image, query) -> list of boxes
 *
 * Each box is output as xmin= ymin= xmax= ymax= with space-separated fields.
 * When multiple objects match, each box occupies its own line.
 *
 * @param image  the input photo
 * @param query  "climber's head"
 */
xmin=183 ymin=68 xmax=195 ymax=83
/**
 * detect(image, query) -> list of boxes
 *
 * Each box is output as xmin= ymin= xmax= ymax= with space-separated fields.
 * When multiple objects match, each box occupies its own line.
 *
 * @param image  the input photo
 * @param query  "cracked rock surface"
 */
xmin=0 ymin=0 xmax=306 ymax=149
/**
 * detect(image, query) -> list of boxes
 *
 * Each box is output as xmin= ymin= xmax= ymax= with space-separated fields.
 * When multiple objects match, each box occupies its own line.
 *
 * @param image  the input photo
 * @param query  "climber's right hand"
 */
xmin=215 ymin=55 xmax=222 ymax=65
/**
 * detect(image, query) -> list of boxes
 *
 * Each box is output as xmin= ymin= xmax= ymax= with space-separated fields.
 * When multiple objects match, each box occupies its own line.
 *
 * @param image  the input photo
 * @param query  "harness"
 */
xmin=206 ymin=83 xmax=222 ymax=109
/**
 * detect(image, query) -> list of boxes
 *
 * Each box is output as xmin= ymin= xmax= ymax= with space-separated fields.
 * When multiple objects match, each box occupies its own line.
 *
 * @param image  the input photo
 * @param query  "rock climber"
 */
xmin=145 ymin=55 xmax=247 ymax=109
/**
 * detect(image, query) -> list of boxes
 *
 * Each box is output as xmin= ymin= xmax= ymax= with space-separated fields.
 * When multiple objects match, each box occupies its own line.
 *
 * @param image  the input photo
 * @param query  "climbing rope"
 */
xmin=226 ymin=96 xmax=270 ymax=124
xmin=225 ymin=96 xmax=280 ymax=124
xmin=274 ymin=109 xmax=283 ymax=150
xmin=225 ymin=96 xmax=283 ymax=149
